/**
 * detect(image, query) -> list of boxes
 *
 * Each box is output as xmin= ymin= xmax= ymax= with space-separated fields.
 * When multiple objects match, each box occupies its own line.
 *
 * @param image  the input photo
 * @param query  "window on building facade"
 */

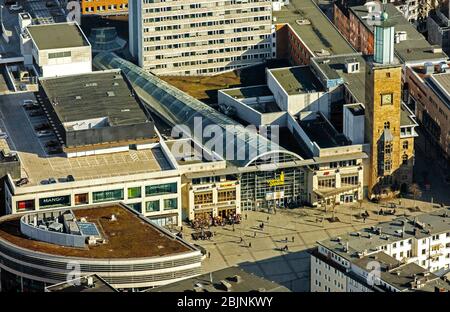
xmin=75 ymin=193 xmax=88 ymax=205
xmin=128 ymin=187 xmax=142 ymax=199
xmin=145 ymin=183 xmax=177 ymax=196
xmin=164 ymin=198 xmax=178 ymax=210
xmin=145 ymin=200 xmax=160 ymax=213
xmin=92 ymin=189 xmax=124 ymax=203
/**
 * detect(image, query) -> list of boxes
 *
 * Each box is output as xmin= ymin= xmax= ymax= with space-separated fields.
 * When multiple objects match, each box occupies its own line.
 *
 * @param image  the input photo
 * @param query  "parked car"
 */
xmin=24 ymin=104 xmax=40 ymax=111
xmin=66 ymin=175 xmax=75 ymax=182
xmin=15 ymin=178 xmax=29 ymax=187
xmin=45 ymin=140 xmax=59 ymax=147
xmin=10 ymin=4 xmax=23 ymax=12
xmin=48 ymin=177 xmax=57 ymax=184
xmin=29 ymin=110 xmax=44 ymax=117
xmin=36 ymin=130 xmax=52 ymax=137
xmin=22 ymin=100 xmax=36 ymax=106
xmin=35 ymin=123 xmax=50 ymax=131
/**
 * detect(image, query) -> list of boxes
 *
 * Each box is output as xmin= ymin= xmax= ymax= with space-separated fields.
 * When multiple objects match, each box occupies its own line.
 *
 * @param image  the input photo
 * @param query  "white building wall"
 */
xmin=41 ymin=61 xmax=92 ymax=78
xmin=311 ymin=254 xmax=348 ymax=292
xmin=5 ymin=175 xmax=183 ymax=226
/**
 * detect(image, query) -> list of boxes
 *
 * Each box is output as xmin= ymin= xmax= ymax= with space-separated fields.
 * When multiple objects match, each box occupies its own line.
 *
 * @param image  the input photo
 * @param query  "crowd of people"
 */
xmin=190 ymin=212 xmax=241 ymax=230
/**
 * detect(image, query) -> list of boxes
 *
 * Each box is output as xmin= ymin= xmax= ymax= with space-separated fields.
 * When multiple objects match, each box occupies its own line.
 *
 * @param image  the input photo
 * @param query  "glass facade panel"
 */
xmin=145 ymin=183 xmax=177 ymax=196
xmin=75 ymin=193 xmax=89 ymax=205
xmin=145 ymin=200 xmax=160 ymax=213
xmin=92 ymin=189 xmax=124 ymax=203
xmin=164 ymin=198 xmax=178 ymax=210
xmin=128 ymin=202 xmax=142 ymax=213
xmin=127 ymin=187 xmax=142 ymax=199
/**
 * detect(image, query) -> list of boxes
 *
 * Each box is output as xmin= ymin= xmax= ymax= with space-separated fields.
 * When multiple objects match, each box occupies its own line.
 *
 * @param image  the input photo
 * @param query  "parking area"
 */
xmin=0 ymin=93 xmax=167 ymax=187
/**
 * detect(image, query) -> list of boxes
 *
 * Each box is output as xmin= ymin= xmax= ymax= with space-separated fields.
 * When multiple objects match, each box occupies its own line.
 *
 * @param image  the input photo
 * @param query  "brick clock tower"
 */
xmin=365 ymin=10 xmax=415 ymax=196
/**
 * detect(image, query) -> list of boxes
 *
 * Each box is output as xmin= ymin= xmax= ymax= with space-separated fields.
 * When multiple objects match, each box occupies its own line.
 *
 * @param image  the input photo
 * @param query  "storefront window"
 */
xmin=128 ymin=202 xmax=142 ymax=213
xmin=194 ymin=192 xmax=213 ymax=204
xmin=16 ymin=200 xmax=35 ymax=212
xmin=92 ymin=189 xmax=124 ymax=203
xmin=127 ymin=187 xmax=142 ymax=199
xmin=145 ymin=200 xmax=160 ymax=213
xmin=164 ymin=198 xmax=178 ymax=210
xmin=75 ymin=193 xmax=89 ymax=205
xmin=39 ymin=195 xmax=71 ymax=209
xmin=218 ymin=190 xmax=236 ymax=202
xmin=145 ymin=183 xmax=177 ymax=196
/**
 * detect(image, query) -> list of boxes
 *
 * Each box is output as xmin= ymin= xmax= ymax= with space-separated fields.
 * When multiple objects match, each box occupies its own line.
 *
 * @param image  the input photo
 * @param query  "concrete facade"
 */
xmin=129 ymin=0 xmax=273 ymax=76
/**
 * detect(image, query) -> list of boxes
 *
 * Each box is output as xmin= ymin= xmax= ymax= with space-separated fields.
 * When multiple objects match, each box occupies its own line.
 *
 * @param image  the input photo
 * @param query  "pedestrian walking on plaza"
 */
xmin=249 ymin=242 xmax=252 ymax=248
xmin=240 ymin=237 xmax=243 ymax=243
xmin=285 ymin=237 xmax=288 ymax=243
xmin=267 ymin=216 xmax=270 ymax=222
xmin=363 ymin=216 xmax=366 ymax=223
xmin=245 ymin=214 xmax=247 ymax=220
xmin=254 ymin=231 xmax=257 ymax=238
xmin=292 ymin=236 xmax=295 ymax=242
xmin=208 ymin=252 xmax=211 ymax=259
xmin=232 ymin=224 xmax=235 ymax=232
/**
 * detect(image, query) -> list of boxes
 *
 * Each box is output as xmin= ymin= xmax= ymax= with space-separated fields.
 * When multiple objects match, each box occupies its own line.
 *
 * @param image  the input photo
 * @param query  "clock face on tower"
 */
xmin=381 ymin=93 xmax=393 ymax=105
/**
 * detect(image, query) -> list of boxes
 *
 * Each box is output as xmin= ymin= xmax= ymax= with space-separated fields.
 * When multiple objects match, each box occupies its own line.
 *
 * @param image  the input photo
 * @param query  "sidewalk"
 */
xmin=182 ymin=199 xmax=441 ymax=291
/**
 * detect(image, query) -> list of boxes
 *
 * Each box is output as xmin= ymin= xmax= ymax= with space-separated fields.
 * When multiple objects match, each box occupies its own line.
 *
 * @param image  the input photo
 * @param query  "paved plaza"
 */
xmin=184 ymin=199 xmax=444 ymax=291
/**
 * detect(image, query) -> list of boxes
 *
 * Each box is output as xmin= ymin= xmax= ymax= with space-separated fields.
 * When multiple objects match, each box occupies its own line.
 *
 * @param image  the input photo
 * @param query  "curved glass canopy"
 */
xmin=94 ymin=52 xmax=302 ymax=167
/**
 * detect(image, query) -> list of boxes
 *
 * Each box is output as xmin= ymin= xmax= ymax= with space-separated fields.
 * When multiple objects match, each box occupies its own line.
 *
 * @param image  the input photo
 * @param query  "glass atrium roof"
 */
xmin=93 ymin=53 xmax=302 ymax=167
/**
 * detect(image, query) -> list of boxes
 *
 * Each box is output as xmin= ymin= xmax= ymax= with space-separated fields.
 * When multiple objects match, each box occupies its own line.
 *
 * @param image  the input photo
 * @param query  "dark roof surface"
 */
xmin=148 ymin=267 xmax=291 ymax=292
xmin=39 ymin=70 xmax=149 ymax=128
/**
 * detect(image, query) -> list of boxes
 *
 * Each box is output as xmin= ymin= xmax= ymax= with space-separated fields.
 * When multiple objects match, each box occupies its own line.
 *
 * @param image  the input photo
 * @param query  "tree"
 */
xmin=409 ymin=183 xmax=422 ymax=209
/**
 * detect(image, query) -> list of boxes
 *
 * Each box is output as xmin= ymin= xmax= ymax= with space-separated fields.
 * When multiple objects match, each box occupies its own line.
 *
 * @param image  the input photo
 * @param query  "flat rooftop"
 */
xmin=165 ymin=139 xmax=221 ymax=166
xmin=346 ymin=103 xmax=365 ymax=116
xmin=299 ymin=113 xmax=351 ymax=148
xmin=270 ymin=66 xmax=323 ymax=95
xmin=350 ymin=4 xmax=448 ymax=63
xmin=27 ymin=22 xmax=89 ymax=50
xmin=0 ymin=94 xmax=173 ymax=187
xmin=401 ymin=104 xmax=418 ymax=127
xmin=273 ymin=0 xmax=355 ymax=56
xmin=25 ymin=0 xmax=68 ymax=25
xmin=45 ymin=275 xmax=117 ymax=292
xmin=318 ymin=208 xmax=450 ymax=265
xmin=0 ymin=204 xmax=192 ymax=259
xmin=313 ymin=53 xmax=367 ymax=103
xmin=427 ymin=73 xmax=450 ymax=110
xmin=39 ymin=70 xmax=148 ymax=128
xmin=148 ymin=267 xmax=290 ymax=292
xmin=221 ymin=85 xmax=273 ymax=99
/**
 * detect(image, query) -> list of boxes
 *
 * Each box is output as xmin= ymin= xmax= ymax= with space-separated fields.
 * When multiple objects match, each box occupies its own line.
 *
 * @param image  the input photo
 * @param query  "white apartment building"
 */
xmin=129 ymin=0 xmax=274 ymax=76
xmin=311 ymin=208 xmax=450 ymax=292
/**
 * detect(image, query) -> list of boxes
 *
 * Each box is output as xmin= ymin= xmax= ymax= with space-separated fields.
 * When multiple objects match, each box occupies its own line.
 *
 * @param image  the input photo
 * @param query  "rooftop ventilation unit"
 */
xmin=394 ymin=31 xmax=407 ymax=43
xmin=437 ymin=62 xmax=449 ymax=73
xmin=220 ymin=280 xmax=232 ymax=292
xmin=296 ymin=19 xmax=311 ymax=26
xmin=87 ymin=276 xmax=94 ymax=287
xmin=345 ymin=60 xmax=360 ymax=73
xmin=316 ymin=49 xmax=331 ymax=57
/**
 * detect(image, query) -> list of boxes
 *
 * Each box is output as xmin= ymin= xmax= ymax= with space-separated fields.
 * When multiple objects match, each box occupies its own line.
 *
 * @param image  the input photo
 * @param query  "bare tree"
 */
xmin=409 ymin=183 xmax=422 ymax=209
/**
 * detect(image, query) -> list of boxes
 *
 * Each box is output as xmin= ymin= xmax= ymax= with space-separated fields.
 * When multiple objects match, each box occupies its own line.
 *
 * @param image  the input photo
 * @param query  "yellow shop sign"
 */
xmin=268 ymin=172 xmax=285 ymax=187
